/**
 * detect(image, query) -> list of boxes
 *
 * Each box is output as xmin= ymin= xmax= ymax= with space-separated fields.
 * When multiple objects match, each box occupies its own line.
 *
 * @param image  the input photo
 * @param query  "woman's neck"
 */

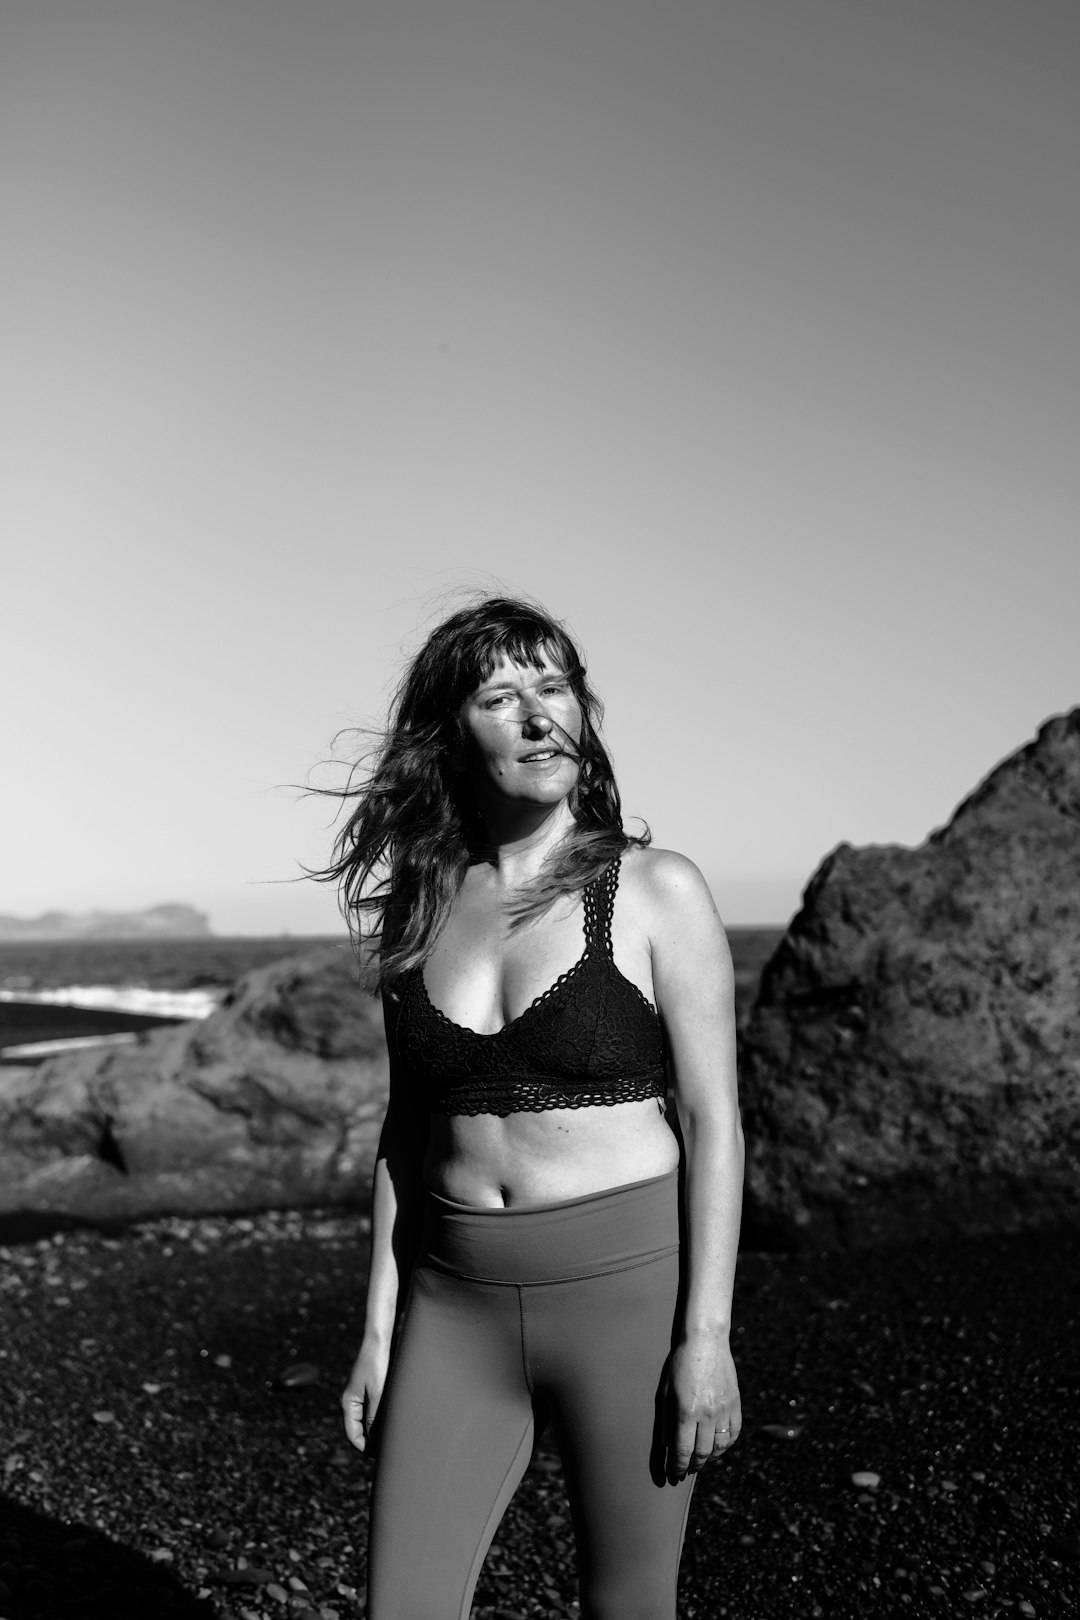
xmin=469 ymin=800 xmax=576 ymax=888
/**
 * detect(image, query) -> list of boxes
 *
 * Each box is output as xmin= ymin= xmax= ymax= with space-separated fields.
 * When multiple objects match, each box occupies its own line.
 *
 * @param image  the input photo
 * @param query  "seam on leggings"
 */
xmin=425 ymin=1244 xmax=679 ymax=1289
xmin=456 ymin=1419 xmax=535 ymax=1620
xmin=516 ymin=1284 xmax=535 ymax=1397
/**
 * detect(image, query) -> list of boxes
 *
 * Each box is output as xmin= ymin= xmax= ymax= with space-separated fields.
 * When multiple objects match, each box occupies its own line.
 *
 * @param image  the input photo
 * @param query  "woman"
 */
xmin=328 ymin=596 xmax=743 ymax=1620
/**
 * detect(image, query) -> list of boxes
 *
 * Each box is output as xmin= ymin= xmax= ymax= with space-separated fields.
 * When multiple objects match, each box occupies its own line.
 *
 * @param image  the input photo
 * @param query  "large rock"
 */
xmin=0 ymin=946 xmax=389 ymax=1228
xmin=740 ymin=709 xmax=1080 ymax=1249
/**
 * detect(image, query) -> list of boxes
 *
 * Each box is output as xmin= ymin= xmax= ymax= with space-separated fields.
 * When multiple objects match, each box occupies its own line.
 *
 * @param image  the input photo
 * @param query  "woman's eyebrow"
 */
xmin=476 ymin=667 xmax=567 ymax=695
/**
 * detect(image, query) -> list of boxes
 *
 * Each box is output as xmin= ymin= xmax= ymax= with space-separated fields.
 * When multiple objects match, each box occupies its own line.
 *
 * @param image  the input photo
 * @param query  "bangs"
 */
xmin=466 ymin=625 xmax=582 ymax=691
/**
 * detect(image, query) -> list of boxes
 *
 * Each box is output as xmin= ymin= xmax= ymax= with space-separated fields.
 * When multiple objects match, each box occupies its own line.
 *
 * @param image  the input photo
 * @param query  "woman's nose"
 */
xmin=521 ymin=706 xmax=553 ymax=736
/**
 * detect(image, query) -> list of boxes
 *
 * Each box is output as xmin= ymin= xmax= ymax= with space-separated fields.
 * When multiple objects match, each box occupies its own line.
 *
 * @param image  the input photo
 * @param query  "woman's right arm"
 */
xmin=341 ymin=992 xmax=428 ymax=1453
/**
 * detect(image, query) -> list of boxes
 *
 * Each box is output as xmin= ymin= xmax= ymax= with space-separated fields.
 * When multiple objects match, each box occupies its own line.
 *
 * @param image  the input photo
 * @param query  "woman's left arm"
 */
xmin=647 ymin=850 xmax=745 ymax=1483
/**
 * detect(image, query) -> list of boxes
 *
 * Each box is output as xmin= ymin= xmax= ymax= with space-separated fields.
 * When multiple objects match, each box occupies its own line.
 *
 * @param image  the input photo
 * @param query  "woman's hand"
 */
xmin=341 ymin=1336 xmax=392 ymax=1455
xmin=663 ymin=1333 xmax=742 ymax=1483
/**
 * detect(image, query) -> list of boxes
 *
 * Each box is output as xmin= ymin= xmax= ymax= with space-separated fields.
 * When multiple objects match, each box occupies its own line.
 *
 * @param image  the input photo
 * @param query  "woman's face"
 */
xmin=457 ymin=648 xmax=583 ymax=814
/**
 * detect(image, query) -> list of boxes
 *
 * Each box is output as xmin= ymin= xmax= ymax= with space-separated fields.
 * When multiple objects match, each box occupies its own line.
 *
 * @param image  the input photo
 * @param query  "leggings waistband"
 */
xmin=419 ymin=1168 xmax=680 ymax=1285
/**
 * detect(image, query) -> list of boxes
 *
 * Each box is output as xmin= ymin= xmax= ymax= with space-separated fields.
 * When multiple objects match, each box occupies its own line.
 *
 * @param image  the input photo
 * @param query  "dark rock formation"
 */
xmin=0 ymin=946 xmax=389 ymax=1227
xmin=0 ymin=903 xmax=212 ymax=940
xmin=740 ymin=709 xmax=1080 ymax=1249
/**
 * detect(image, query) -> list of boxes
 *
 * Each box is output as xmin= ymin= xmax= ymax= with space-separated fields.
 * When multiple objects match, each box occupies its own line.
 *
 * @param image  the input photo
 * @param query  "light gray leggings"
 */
xmin=366 ymin=1169 xmax=694 ymax=1620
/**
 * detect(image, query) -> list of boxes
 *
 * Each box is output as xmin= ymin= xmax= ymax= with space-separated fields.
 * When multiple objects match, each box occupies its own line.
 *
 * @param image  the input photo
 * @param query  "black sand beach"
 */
xmin=1 ymin=1209 xmax=1076 ymax=1620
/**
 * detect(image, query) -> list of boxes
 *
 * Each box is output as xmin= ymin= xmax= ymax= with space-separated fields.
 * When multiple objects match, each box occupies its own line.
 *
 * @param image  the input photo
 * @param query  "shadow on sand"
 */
xmin=0 ymin=1496 xmax=217 ymax=1619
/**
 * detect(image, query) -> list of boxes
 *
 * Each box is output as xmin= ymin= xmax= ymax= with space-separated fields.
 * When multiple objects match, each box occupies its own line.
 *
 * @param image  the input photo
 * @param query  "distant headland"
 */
xmin=0 ymin=904 xmax=213 ymax=941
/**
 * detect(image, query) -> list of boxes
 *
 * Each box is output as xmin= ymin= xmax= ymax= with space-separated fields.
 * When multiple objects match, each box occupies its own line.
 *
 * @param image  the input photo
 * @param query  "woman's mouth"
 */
xmin=519 ymin=748 xmax=561 ymax=763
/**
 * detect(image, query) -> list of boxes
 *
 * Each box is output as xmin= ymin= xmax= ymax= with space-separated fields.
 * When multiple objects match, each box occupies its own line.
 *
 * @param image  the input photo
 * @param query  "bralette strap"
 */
xmin=584 ymin=855 xmax=620 ymax=957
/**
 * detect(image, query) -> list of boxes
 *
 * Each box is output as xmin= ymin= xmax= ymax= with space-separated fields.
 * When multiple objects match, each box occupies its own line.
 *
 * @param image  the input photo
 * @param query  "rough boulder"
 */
xmin=0 ymin=946 xmax=389 ymax=1230
xmin=740 ymin=709 xmax=1080 ymax=1248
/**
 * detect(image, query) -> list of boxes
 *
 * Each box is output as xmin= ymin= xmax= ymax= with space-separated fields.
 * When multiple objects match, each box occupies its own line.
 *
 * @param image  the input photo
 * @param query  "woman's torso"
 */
xmin=396 ymin=849 xmax=680 ymax=1207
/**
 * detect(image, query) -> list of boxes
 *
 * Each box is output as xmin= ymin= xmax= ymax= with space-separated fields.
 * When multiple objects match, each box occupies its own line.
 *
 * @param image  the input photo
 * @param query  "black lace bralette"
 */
xmin=393 ymin=857 xmax=668 ymax=1117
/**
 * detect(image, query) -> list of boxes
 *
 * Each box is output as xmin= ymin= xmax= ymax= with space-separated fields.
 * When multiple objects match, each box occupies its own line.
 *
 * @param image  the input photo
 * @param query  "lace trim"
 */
xmin=434 ymin=1069 xmax=668 ymax=1118
xmin=418 ymin=859 xmax=615 ymax=1039
xmin=420 ymin=945 xmax=593 ymax=1039
xmin=597 ymin=855 xmax=617 ymax=954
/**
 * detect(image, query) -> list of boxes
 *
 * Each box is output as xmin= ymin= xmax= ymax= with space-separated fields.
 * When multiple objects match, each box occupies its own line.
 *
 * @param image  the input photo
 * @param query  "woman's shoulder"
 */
xmin=617 ymin=845 xmax=721 ymax=920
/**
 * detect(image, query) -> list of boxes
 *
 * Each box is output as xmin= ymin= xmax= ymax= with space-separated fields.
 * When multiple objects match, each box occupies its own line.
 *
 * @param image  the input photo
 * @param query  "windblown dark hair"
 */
xmin=310 ymin=595 xmax=648 ymax=991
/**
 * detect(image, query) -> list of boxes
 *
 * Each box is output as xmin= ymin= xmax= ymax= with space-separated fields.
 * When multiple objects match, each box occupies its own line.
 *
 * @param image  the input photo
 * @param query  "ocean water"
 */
xmin=0 ymin=937 xmax=348 ymax=1061
xmin=0 ymin=936 xmax=348 ymax=996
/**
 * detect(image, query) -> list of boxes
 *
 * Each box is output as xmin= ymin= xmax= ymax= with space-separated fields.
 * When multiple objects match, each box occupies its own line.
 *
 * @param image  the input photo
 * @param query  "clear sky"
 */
xmin=3 ymin=0 xmax=1077 ymax=934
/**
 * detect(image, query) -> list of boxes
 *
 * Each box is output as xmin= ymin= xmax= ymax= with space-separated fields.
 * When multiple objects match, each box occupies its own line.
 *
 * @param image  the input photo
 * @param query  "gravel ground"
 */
xmin=0 ymin=1211 xmax=1077 ymax=1620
